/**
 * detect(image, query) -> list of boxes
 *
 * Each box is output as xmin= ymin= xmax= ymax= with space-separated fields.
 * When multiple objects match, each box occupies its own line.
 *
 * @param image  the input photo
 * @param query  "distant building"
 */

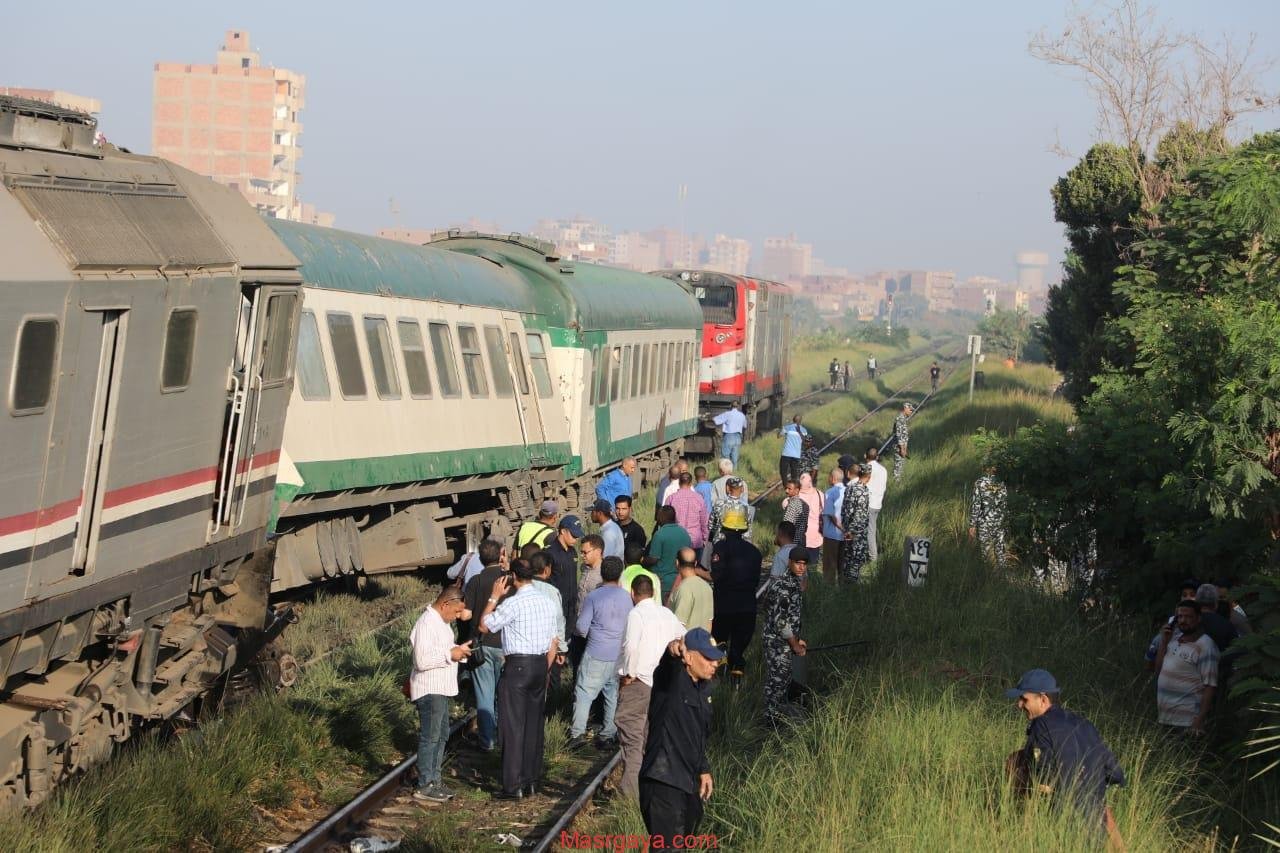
xmin=531 ymin=217 xmax=611 ymax=261
xmin=760 ymin=235 xmax=813 ymax=282
xmin=152 ymin=30 xmax=331 ymax=223
xmin=704 ymin=234 xmax=751 ymax=276
xmin=642 ymin=227 xmax=702 ymax=269
xmin=896 ymin=270 xmax=955 ymax=312
xmin=0 ymin=87 xmax=101 ymax=115
xmin=1015 ymin=251 xmax=1049 ymax=294
xmin=610 ymin=232 xmax=663 ymax=271
xmin=801 ymin=275 xmax=882 ymax=320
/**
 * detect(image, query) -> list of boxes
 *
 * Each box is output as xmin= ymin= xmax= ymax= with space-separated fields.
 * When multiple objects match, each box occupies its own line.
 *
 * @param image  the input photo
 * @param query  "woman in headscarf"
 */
xmin=797 ymin=472 xmax=825 ymax=552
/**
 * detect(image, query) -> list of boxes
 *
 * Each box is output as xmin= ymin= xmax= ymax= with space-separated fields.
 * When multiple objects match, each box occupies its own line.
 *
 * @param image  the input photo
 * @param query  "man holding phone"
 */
xmin=408 ymin=587 xmax=474 ymax=803
xmin=1155 ymin=600 xmax=1219 ymax=736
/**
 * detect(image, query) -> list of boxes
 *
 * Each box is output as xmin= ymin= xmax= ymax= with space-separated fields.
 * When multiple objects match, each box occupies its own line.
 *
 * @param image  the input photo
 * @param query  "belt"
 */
xmin=505 ymin=652 xmax=546 ymax=659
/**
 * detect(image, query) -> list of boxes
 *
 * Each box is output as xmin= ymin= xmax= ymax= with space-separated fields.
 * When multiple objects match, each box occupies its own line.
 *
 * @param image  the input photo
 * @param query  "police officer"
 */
xmin=892 ymin=403 xmax=913 ymax=479
xmin=709 ymin=506 xmax=763 ymax=685
xmin=1005 ymin=669 xmax=1126 ymax=841
xmin=968 ymin=466 xmax=1008 ymax=568
xmin=762 ymin=546 xmax=809 ymax=722
xmin=839 ymin=464 xmax=871 ymax=582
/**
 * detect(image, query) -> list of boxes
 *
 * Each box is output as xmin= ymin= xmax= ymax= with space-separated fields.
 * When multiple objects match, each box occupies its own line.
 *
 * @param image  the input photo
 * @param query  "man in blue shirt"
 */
xmin=712 ymin=402 xmax=748 ymax=467
xmin=778 ymin=415 xmax=808 ymax=484
xmin=820 ymin=467 xmax=846 ymax=584
xmin=569 ymin=556 xmax=634 ymax=749
xmin=1005 ymin=669 xmax=1125 ymax=839
xmin=596 ymin=457 xmax=636 ymax=508
xmin=693 ymin=466 xmax=714 ymax=514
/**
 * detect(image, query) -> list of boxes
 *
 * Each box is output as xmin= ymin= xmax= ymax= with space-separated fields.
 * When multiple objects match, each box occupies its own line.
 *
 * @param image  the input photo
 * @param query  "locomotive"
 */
xmin=656 ymin=270 xmax=793 ymax=452
xmin=0 ymin=95 xmax=704 ymax=805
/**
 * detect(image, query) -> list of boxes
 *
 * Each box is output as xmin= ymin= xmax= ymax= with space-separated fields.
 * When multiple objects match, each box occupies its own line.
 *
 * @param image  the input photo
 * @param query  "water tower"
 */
xmin=1015 ymin=251 xmax=1049 ymax=293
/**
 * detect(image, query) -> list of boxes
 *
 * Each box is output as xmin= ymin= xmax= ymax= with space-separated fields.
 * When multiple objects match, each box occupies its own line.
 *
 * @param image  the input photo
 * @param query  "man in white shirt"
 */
xmin=614 ymin=574 xmax=686 ymax=800
xmin=712 ymin=402 xmax=748 ymax=467
xmin=864 ymin=447 xmax=888 ymax=561
xmin=408 ymin=587 xmax=473 ymax=803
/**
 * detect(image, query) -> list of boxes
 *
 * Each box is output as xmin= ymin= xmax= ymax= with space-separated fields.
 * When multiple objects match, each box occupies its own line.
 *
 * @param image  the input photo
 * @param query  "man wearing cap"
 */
xmin=517 ymin=501 xmax=559 ymax=551
xmin=590 ymin=499 xmax=625 ymax=561
xmin=595 ymin=457 xmax=636 ymax=509
xmin=762 ymin=546 xmax=809 ymax=722
xmin=710 ymin=506 xmax=763 ymax=683
xmin=892 ymin=403 xmax=913 ymax=480
xmin=840 ymin=464 xmax=872 ymax=582
xmin=546 ymin=515 xmax=584 ymax=629
xmin=639 ymin=628 xmax=720 ymax=846
xmin=1005 ymin=669 xmax=1125 ymax=837
xmin=713 ymin=402 xmax=748 ymax=467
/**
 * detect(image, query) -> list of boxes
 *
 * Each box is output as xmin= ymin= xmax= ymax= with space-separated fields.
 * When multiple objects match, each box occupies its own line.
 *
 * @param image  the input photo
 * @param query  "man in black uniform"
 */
xmin=614 ymin=494 xmax=648 ymax=555
xmin=545 ymin=515 xmax=584 ymax=627
xmin=1005 ymin=669 xmax=1125 ymax=841
xmin=709 ymin=506 xmax=763 ymax=685
xmin=639 ymin=627 xmax=721 ymax=846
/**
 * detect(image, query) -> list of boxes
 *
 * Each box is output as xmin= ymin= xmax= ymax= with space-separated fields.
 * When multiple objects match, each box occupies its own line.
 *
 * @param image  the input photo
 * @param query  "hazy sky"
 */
xmin=5 ymin=0 xmax=1278 ymax=282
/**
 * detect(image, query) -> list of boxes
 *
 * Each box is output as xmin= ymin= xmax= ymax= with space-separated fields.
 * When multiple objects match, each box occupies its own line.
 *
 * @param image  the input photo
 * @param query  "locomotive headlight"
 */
xmin=715 ymin=333 xmax=727 ymax=344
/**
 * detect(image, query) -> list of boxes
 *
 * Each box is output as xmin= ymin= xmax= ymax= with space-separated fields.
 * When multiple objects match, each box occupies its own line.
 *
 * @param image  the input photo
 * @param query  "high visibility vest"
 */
xmin=516 ymin=521 xmax=554 ymax=550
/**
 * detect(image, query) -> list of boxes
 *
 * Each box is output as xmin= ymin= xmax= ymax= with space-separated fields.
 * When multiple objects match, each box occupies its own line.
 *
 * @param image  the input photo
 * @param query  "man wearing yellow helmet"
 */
xmin=710 ymin=502 xmax=763 ymax=685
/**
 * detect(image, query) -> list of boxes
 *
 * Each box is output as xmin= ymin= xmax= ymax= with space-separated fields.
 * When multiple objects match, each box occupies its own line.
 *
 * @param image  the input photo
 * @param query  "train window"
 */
xmin=671 ymin=342 xmax=682 ymax=391
xmin=326 ymin=312 xmax=367 ymax=399
xmin=660 ymin=344 xmax=671 ymax=392
xmin=629 ymin=346 xmax=638 ymax=398
xmin=10 ymin=318 xmax=59 ymax=415
xmin=587 ymin=347 xmax=598 ymax=406
xmin=295 ymin=311 xmax=330 ymax=400
xmin=261 ymin=294 xmax=297 ymax=383
xmin=428 ymin=322 xmax=461 ymax=397
xmin=362 ymin=316 xmax=401 ymax=399
xmin=160 ymin=309 xmax=198 ymax=392
xmin=640 ymin=344 xmax=651 ymax=396
xmin=457 ymin=325 xmax=489 ymax=397
xmin=397 ymin=320 xmax=433 ymax=398
xmin=525 ymin=333 xmax=553 ymax=398
xmin=621 ymin=346 xmax=633 ymax=399
xmin=509 ymin=332 xmax=531 ymax=396
xmin=483 ymin=326 xmax=514 ymax=398
xmin=694 ymin=285 xmax=737 ymax=325
xmin=595 ymin=345 xmax=610 ymax=407
xmin=609 ymin=346 xmax=622 ymax=403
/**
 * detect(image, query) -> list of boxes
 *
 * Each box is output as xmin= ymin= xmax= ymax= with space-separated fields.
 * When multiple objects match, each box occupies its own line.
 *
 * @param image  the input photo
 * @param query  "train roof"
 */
xmin=266 ymin=220 xmax=541 ymax=313
xmin=431 ymin=233 xmax=703 ymax=332
xmin=654 ymin=269 xmax=790 ymax=291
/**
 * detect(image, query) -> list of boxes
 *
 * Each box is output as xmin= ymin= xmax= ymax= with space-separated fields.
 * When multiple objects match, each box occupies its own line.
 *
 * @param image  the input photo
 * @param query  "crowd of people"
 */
xmin=404 ymin=398 xmax=926 ymax=841
xmin=404 ymin=392 xmax=1165 ymax=843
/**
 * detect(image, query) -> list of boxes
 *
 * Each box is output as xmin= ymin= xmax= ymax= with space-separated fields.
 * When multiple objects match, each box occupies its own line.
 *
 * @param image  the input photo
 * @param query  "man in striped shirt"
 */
xmin=1154 ymin=600 xmax=1219 ymax=735
xmin=408 ymin=587 xmax=474 ymax=803
xmin=483 ymin=560 xmax=561 ymax=799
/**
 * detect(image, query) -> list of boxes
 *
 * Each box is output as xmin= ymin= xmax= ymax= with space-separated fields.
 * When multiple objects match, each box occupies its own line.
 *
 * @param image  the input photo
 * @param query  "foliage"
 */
xmin=1230 ymin=572 xmax=1280 ymax=714
xmin=975 ymin=307 xmax=1030 ymax=361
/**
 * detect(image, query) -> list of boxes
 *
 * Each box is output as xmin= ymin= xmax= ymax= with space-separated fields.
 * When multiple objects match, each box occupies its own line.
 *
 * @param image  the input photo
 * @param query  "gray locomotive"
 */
xmin=0 ymin=96 xmax=303 ymax=807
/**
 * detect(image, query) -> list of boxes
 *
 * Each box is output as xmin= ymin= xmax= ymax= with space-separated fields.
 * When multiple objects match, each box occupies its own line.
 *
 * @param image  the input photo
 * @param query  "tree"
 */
xmin=975 ymin=308 xmax=1029 ymax=361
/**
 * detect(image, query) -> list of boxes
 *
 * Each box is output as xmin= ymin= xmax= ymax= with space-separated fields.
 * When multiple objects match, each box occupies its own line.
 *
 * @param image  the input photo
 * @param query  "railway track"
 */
xmin=778 ymin=342 xmax=941 ymax=409
xmin=272 ymin=346 xmax=963 ymax=853
xmin=750 ymin=344 xmax=963 ymax=506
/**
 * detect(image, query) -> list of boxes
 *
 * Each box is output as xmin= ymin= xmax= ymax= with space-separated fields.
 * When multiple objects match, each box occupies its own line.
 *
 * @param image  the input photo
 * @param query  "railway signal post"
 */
xmin=967 ymin=335 xmax=982 ymax=402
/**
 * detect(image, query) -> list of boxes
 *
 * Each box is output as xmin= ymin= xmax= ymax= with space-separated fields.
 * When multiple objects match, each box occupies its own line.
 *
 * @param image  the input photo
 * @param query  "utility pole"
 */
xmin=967 ymin=334 xmax=982 ymax=401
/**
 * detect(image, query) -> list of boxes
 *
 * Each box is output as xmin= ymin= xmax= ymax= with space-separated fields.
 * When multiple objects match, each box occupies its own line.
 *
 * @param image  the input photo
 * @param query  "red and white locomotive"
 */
xmin=655 ymin=270 xmax=793 ymax=451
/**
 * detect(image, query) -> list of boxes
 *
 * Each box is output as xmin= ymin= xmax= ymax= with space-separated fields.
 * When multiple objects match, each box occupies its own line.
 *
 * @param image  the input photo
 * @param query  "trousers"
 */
xmin=867 ymin=508 xmax=880 ymax=561
xmin=721 ymin=433 xmax=742 ymax=467
xmin=822 ymin=536 xmax=842 ymax=583
xmin=497 ymin=653 xmax=547 ymax=794
xmin=415 ymin=693 xmax=451 ymax=788
xmin=762 ymin=636 xmax=792 ymax=716
xmin=614 ymin=679 xmax=651 ymax=799
xmin=712 ymin=610 xmax=756 ymax=672
xmin=471 ymin=647 xmax=505 ymax=749
xmin=571 ymin=653 xmax=620 ymax=739
xmin=779 ymin=455 xmax=802 ymax=485
xmin=640 ymin=778 xmax=704 ymax=844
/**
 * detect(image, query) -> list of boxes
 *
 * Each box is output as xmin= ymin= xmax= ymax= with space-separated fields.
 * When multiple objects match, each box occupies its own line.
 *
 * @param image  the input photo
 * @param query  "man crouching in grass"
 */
xmin=1004 ymin=669 xmax=1126 ymax=846
xmin=408 ymin=587 xmax=473 ymax=803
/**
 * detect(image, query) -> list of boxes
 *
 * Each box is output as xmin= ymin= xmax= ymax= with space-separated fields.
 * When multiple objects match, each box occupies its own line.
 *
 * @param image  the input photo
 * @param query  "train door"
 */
xmin=500 ymin=315 xmax=550 ymax=465
xmin=744 ymin=285 xmax=759 ymax=401
xmin=210 ymin=286 xmax=298 ymax=538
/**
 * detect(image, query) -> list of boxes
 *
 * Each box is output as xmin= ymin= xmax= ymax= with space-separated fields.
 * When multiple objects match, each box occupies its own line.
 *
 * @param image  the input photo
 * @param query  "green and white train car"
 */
xmin=265 ymin=224 xmax=702 ymax=592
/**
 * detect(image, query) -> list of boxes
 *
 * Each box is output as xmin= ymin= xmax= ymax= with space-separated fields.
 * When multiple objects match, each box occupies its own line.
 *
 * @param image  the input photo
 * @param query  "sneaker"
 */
xmin=412 ymin=785 xmax=451 ymax=804
xmin=566 ymin=734 xmax=590 ymax=751
xmin=430 ymin=781 xmax=456 ymax=800
xmin=595 ymin=736 xmax=619 ymax=751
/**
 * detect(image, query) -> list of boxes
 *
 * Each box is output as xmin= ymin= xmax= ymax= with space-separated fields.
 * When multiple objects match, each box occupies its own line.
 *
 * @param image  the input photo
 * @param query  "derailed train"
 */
xmin=0 ymin=96 xmax=709 ymax=805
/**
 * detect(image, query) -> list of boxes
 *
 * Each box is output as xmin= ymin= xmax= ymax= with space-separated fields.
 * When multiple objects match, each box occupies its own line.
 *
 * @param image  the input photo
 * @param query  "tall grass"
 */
xmin=579 ymin=363 xmax=1246 ymax=851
